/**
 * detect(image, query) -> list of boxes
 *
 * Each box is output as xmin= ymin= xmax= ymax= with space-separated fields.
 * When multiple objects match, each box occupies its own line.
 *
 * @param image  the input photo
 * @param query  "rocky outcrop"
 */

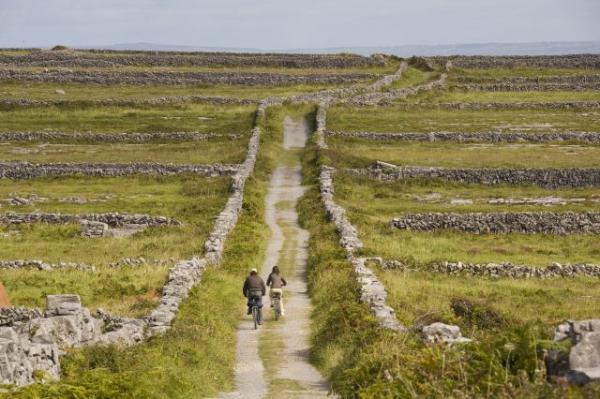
xmin=357 ymin=161 xmax=600 ymax=189
xmin=420 ymin=323 xmax=472 ymax=345
xmin=0 ymin=50 xmax=386 ymax=69
xmin=553 ymin=320 xmax=600 ymax=384
xmin=0 ymin=212 xmax=180 ymax=227
xmin=0 ymin=161 xmax=239 ymax=179
xmin=0 ymin=131 xmax=241 ymax=143
xmin=326 ymin=130 xmax=600 ymax=143
xmin=0 ymin=70 xmax=375 ymax=86
xmin=429 ymin=54 xmax=600 ymax=69
xmin=383 ymin=260 xmax=600 ymax=279
xmin=390 ymin=212 xmax=600 ymax=234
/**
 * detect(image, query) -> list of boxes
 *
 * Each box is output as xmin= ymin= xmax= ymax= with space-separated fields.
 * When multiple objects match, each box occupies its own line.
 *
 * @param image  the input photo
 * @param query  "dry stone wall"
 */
xmin=428 ymin=54 xmax=600 ymax=69
xmin=0 ymin=161 xmax=239 ymax=179
xmin=326 ymin=130 xmax=600 ymax=143
xmin=382 ymin=101 xmax=600 ymax=111
xmin=0 ymin=131 xmax=241 ymax=144
xmin=454 ymin=75 xmax=600 ymax=84
xmin=357 ymin=161 xmax=600 ymax=189
xmin=0 ymin=50 xmax=386 ymax=69
xmin=0 ymin=212 xmax=180 ymax=227
xmin=383 ymin=259 xmax=600 ymax=279
xmin=0 ymin=96 xmax=256 ymax=109
xmin=390 ymin=212 xmax=600 ymax=234
xmin=455 ymin=82 xmax=600 ymax=91
xmin=0 ymin=70 xmax=375 ymax=86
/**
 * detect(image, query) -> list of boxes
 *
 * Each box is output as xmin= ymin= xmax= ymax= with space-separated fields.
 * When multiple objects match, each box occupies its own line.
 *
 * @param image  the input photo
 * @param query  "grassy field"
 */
xmin=0 ymin=175 xmax=230 ymax=313
xmin=382 ymin=270 xmax=600 ymax=332
xmin=405 ymin=88 xmax=600 ymax=103
xmin=300 ymin=126 xmax=596 ymax=397
xmin=327 ymin=105 xmax=600 ymax=133
xmin=0 ymin=139 xmax=247 ymax=164
xmin=0 ymin=103 xmax=255 ymax=133
xmin=326 ymin=138 xmax=600 ymax=168
xmin=0 ymin=81 xmax=370 ymax=101
xmin=333 ymin=172 xmax=600 ymax=266
xmin=388 ymin=66 xmax=439 ymax=89
xmin=449 ymin=67 xmax=600 ymax=79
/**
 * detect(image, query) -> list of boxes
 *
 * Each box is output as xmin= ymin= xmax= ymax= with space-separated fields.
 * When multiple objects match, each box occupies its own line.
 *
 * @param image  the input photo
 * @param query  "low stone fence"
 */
xmin=356 ymin=161 xmax=600 ymax=189
xmin=382 ymin=259 xmax=600 ymax=279
xmin=389 ymin=212 xmax=600 ymax=234
xmin=0 ymin=70 xmax=375 ymax=86
xmin=0 ymin=161 xmax=239 ymax=179
xmin=0 ymin=96 xmax=257 ymax=109
xmin=455 ymin=82 xmax=600 ymax=91
xmin=0 ymin=260 xmax=94 ymax=271
xmin=428 ymin=54 xmax=600 ymax=69
xmin=346 ymin=72 xmax=447 ymax=106
xmin=0 ymin=51 xmax=386 ymax=69
xmin=374 ymin=101 xmax=600 ymax=110
xmin=326 ymin=130 xmax=600 ymax=143
xmin=454 ymin=75 xmax=600 ymax=84
xmin=0 ymin=131 xmax=241 ymax=144
xmin=0 ymin=212 xmax=180 ymax=227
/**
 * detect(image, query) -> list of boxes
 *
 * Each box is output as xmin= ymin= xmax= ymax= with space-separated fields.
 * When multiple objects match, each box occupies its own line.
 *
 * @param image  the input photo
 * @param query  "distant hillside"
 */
xmin=75 ymin=41 xmax=600 ymax=56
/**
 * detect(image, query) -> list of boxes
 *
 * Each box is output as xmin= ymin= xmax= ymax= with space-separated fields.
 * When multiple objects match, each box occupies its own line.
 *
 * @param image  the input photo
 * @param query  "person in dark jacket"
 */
xmin=266 ymin=265 xmax=287 ymax=316
xmin=243 ymin=268 xmax=266 ymax=323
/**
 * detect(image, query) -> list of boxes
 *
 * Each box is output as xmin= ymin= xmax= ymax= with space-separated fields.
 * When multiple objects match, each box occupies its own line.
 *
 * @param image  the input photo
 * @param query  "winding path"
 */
xmin=222 ymin=116 xmax=332 ymax=398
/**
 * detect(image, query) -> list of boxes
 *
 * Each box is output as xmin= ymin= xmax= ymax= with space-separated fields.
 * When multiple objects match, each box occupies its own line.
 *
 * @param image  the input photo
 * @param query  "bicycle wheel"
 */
xmin=273 ymin=298 xmax=280 ymax=321
xmin=252 ymin=305 xmax=258 ymax=329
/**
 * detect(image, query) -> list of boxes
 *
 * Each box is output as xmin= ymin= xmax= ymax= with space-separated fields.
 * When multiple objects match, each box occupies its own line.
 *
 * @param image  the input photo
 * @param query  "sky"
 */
xmin=1 ymin=0 xmax=599 ymax=49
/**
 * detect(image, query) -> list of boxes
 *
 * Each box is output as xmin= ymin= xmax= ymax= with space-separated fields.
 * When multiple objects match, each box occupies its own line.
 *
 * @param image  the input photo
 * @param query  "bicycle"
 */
xmin=271 ymin=291 xmax=282 ymax=320
xmin=249 ymin=295 xmax=262 ymax=329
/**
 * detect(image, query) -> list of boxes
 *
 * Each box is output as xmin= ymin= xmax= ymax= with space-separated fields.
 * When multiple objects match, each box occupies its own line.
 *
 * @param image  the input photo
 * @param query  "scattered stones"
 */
xmin=326 ymin=130 xmax=600 ymax=144
xmin=355 ymin=161 xmax=600 ymax=189
xmin=390 ymin=211 xmax=600 ymax=235
xmin=450 ymin=199 xmax=473 ymax=205
xmin=0 ymin=161 xmax=240 ymax=179
xmin=3 ymin=194 xmax=48 ymax=206
xmin=54 ymin=89 xmax=65 ymax=95
xmin=0 ymin=260 xmax=94 ymax=271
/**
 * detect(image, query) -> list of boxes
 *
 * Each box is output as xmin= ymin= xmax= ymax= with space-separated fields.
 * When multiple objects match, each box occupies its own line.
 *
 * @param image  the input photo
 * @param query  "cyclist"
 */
xmin=266 ymin=265 xmax=287 ymax=316
xmin=243 ymin=268 xmax=266 ymax=324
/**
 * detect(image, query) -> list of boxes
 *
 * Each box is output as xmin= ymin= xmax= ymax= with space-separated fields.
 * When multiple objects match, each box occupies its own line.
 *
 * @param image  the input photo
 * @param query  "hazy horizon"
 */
xmin=1 ymin=0 xmax=599 ymax=50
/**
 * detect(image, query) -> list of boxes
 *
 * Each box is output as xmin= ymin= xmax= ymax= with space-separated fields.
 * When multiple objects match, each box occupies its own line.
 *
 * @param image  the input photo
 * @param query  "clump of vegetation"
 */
xmin=407 ymin=55 xmax=434 ymax=71
xmin=50 ymin=45 xmax=69 ymax=51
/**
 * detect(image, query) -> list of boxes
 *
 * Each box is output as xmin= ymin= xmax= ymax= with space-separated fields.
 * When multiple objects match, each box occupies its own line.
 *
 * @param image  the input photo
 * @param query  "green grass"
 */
xmin=333 ymin=173 xmax=600 ymax=266
xmin=388 ymin=67 xmax=439 ymax=89
xmin=0 ymin=81 xmax=372 ymax=102
xmin=0 ymin=103 xmax=255 ymax=133
xmin=326 ymin=138 xmax=600 ymax=168
xmin=0 ymin=175 xmax=230 ymax=313
xmin=0 ymin=139 xmax=247 ymax=164
xmin=327 ymin=105 xmax=600 ymax=133
xmin=0 ymin=105 xmax=285 ymax=399
xmin=1 ymin=265 xmax=170 ymax=317
xmin=381 ymin=270 xmax=600 ymax=330
xmin=405 ymin=88 xmax=600 ymax=103
xmin=300 ymin=106 xmax=600 ymax=398
xmin=450 ymin=67 xmax=600 ymax=79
